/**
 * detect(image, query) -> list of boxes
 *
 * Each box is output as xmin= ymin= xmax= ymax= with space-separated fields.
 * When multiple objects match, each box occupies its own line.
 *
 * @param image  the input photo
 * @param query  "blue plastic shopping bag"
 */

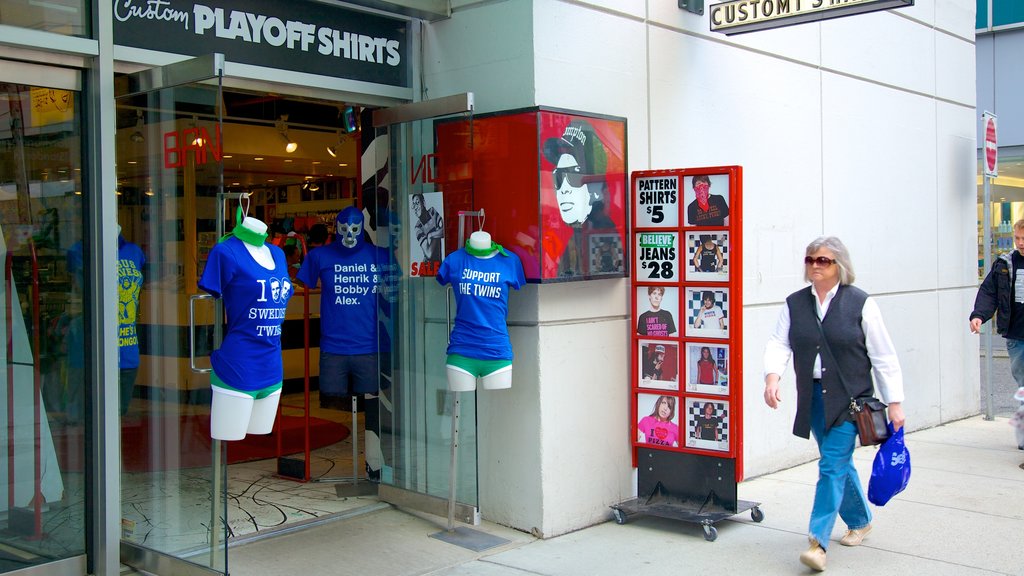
xmin=867 ymin=423 xmax=911 ymax=506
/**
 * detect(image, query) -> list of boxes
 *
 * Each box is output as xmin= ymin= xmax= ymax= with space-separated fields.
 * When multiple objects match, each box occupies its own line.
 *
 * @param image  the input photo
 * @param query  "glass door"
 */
xmin=114 ymin=55 xmax=228 ymax=575
xmin=374 ymin=95 xmax=480 ymax=522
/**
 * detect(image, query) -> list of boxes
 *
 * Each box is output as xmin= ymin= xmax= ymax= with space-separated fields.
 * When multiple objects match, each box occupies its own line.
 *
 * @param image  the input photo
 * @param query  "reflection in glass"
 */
xmin=0 ymin=81 xmax=86 ymax=572
xmin=0 ymin=0 xmax=89 ymax=36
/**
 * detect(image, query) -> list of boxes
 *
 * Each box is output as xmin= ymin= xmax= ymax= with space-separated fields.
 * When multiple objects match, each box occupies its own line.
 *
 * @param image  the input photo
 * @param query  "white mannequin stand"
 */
xmin=434 ymin=219 xmax=513 ymax=549
xmin=210 ymin=216 xmax=283 ymax=441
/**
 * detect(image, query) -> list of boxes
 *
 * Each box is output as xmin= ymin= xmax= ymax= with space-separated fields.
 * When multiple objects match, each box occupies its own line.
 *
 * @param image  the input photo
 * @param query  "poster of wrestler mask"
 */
xmin=685 ymin=398 xmax=730 ymax=452
xmin=685 ymin=343 xmax=729 ymax=396
xmin=638 ymin=340 xmax=679 ymax=391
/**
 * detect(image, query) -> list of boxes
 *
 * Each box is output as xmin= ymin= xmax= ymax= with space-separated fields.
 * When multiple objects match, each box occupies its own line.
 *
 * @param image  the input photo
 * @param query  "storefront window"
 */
xmin=977 ymin=146 xmax=1024 ymax=277
xmin=0 ymin=80 xmax=86 ymax=571
xmin=0 ymin=0 xmax=89 ymax=36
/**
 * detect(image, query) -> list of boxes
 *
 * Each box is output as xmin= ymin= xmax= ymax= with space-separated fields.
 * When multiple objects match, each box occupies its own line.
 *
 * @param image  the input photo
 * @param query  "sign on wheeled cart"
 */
xmin=616 ymin=166 xmax=762 ymax=541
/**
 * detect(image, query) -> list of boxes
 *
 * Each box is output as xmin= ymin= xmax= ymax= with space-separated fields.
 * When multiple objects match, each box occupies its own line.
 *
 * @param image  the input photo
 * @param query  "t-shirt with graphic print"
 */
xmin=199 ymin=236 xmax=292 ymax=391
xmin=436 ymin=248 xmax=525 ymax=360
xmin=637 ymin=309 xmax=676 ymax=336
xmin=638 ymin=416 xmax=678 ymax=447
xmin=117 ymin=235 xmax=145 ymax=369
xmin=1009 ymin=251 xmax=1024 ymax=339
xmin=297 ymin=241 xmax=389 ymax=355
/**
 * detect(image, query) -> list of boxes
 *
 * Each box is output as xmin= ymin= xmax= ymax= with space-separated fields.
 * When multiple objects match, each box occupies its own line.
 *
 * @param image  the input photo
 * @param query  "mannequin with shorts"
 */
xmin=199 ymin=212 xmax=293 ymax=441
xmin=296 ymin=206 xmax=390 ymax=479
xmin=436 ymin=230 xmax=525 ymax=391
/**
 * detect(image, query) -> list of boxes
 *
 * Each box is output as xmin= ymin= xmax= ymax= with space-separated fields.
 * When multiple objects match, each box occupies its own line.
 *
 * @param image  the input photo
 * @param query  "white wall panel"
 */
xmin=821 ymin=10 xmax=935 ymax=96
xmin=875 ymin=291 xmax=942 ymax=429
xmin=936 ymin=32 xmax=977 ymax=106
xmin=936 ymin=0 xmax=979 ymax=40
xmin=821 ymin=73 xmax=938 ymax=294
xmin=938 ymin=289 xmax=982 ymax=422
xmin=936 ymin=101 xmax=980 ymax=289
xmin=533 ymin=0 xmax=647 ymax=119
xmin=425 ymin=0 xmax=535 ymax=113
xmin=537 ymin=278 xmax=629 ymax=323
xmin=537 ymin=319 xmax=632 ymax=537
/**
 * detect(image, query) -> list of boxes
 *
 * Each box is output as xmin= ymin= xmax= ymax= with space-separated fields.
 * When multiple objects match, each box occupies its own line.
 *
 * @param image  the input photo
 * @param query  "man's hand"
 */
xmin=969 ymin=318 xmax=982 ymax=334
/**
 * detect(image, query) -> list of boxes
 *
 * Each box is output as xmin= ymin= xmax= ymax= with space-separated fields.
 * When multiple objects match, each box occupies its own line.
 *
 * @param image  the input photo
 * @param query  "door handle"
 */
xmin=189 ymin=293 xmax=213 ymax=373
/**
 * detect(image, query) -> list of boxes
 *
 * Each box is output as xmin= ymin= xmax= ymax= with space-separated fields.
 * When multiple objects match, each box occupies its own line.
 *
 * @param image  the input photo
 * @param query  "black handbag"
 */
xmin=814 ymin=312 xmax=890 ymax=446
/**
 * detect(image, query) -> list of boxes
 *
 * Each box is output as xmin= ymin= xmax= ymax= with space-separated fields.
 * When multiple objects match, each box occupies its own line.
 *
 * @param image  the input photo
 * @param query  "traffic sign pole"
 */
xmin=982 ymin=111 xmax=997 ymax=421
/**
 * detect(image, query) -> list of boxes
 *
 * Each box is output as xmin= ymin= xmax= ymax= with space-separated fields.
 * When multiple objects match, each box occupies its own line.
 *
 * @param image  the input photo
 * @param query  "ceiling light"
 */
xmin=308 ymin=181 xmax=320 ymax=192
xmin=254 ymin=157 xmax=264 ymax=161
xmin=327 ymin=131 xmax=347 ymax=158
xmin=130 ymin=109 xmax=144 ymax=143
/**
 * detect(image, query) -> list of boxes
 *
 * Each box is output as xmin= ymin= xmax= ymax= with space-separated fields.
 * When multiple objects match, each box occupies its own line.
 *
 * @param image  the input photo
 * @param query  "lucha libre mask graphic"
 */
xmin=336 ymin=206 xmax=363 ymax=249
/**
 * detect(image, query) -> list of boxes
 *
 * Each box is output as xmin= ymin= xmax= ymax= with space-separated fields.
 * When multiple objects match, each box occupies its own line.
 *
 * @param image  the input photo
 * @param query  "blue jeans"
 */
xmin=1005 ymin=338 xmax=1024 ymax=388
xmin=808 ymin=382 xmax=872 ymax=549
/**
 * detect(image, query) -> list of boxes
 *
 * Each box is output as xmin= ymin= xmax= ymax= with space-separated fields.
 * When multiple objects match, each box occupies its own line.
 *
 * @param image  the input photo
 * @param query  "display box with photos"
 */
xmin=629 ymin=166 xmax=743 ymax=473
xmin=433 ymin=108 xmax=628 ymax=282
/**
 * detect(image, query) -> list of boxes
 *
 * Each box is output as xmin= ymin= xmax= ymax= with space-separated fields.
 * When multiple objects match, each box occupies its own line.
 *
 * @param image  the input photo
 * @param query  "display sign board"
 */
xmin=113 ymin=0 xmax=411 ymax=88
xmin=630 ymin=166 xmax=743 ymax=481
xmin=709 ymin=0 xmax=914 ymax=35
xmin=983 ymin=111 xmax=998 ymax=178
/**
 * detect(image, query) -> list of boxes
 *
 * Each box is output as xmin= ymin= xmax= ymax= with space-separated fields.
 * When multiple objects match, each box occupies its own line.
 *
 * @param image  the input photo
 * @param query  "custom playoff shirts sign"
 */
xmin=296 ymin=241 xmax=388 ymax=355
xmin=436 ymin=249 xmax=526 ymax=360
xmin=199 ymin=236 xmax=293 ymax=390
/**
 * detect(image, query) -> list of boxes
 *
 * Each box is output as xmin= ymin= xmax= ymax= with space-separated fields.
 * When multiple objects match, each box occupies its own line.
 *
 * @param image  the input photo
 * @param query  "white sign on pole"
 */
xmin=983 ymin=111 xmax=998 ymax=178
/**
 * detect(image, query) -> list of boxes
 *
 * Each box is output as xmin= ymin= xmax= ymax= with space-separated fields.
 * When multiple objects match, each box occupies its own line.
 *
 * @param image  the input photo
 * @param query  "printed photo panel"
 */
xmin=685 ymin=343 xmax=729 ymax=396
xmin=634 ymin=231 xmax=679 ymax=284
xmin=682 ymin=173 xmax=730 ymax=227
xmin=684 ymin=398 xmax=730 ymax=452
xmin=684 ymin=286 xmax=729 ymax=339
xmin=588 ymin=232 xmax=625 ymax=276
xmin=638 ymin=340 xmax=679 ymax=391
xmin=636 ymin=393 xmax=681 ymax=449
xmin=408 ymin=191 xmax=445 ymax=277
xmin=685 ymin=230 xmax=729 ymax=282
xmin=635 ymin=285 xmax=679 ymax=338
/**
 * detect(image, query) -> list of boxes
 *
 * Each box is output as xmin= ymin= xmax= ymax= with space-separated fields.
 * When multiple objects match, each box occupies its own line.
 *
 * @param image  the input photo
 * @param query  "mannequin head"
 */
xmin=335 ymin=206 xmax=363 ymax=249
xmin=469 ymin=230 xmax=491 ymax=251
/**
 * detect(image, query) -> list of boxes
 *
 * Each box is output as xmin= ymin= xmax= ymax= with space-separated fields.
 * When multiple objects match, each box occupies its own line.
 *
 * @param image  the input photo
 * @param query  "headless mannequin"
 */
xmin=210 ymin=215 xmax=283 ymax=441
xmin=446 ymin=230 xmax=513 ymax=392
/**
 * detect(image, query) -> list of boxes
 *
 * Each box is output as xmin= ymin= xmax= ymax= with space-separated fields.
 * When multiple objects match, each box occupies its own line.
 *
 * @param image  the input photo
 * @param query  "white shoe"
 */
xmin=799 ymin=540 xmax=827 ymax=572
xmin=840 ymin=524 xmax=872 ymax=546
xmin=1014 ymin=387 xmax=1024 ymax=402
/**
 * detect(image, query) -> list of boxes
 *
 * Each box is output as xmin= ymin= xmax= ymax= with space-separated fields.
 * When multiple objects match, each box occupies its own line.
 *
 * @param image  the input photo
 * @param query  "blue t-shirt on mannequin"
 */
xmin=437 ymin=230 xmax=525 ymax=393
xmin=198 ymin=213 xmax=291 ymax=441
xmin=297 ymin=206 xmax=389 ymax=356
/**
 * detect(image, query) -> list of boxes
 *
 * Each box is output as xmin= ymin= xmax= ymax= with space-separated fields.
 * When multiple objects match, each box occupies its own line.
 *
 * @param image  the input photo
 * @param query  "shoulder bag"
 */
xmin=814 ymin=312 xmax=890 ymax=446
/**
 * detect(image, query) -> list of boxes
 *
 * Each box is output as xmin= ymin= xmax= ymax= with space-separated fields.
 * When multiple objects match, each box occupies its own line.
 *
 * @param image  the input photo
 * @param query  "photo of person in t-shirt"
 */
xmin=637 ymin=395 xmax=679 ymax=448
xmin=696 ymin=346 xmax=719 ymax=385
xmin=637 ymin=286 xmax=677 ymax=336
xmin=694 ymin=402 xmax=722 ymax=441
xmin=685 ymin=174 xmax=729 ymax=227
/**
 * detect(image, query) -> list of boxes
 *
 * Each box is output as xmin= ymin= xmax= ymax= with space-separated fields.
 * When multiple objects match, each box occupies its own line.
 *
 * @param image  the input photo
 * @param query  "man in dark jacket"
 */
xmin=970 ymin=218 xmax=1024 ymax=400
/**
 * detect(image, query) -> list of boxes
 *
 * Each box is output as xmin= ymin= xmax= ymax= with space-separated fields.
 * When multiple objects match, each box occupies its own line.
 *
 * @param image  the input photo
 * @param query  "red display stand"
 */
xmin=612 ymin=166 xmax=762 ymax=541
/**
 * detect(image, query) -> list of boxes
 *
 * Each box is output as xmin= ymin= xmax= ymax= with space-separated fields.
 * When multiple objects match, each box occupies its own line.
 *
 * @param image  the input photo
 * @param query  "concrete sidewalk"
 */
xmin=229 ymin=415 xmax=1024 ymax=576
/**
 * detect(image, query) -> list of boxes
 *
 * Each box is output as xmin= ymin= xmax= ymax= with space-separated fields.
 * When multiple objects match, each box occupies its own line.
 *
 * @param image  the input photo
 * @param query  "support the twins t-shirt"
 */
xmin=436 ymin=249 xmax=525 ymax=360
xmin=199 ymin=237 xmax=292 ymax=391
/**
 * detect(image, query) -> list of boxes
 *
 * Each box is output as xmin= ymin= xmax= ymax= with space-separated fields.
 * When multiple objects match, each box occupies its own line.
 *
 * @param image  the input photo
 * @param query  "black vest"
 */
xmin=786 ymin=284 xmax=873 ymax=438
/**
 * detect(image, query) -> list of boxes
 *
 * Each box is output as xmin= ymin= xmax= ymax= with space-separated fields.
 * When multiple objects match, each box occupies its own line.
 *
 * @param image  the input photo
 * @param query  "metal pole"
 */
xmin=983 ymin=174 xmax=994 ymax=421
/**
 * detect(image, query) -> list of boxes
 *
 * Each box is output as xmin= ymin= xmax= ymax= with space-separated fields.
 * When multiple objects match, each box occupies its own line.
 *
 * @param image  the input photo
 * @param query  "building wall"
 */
xmin=977 ymin=29 xmax=1024 ymax=146
xmin=427 ymin=0 xmax=978 ymax=538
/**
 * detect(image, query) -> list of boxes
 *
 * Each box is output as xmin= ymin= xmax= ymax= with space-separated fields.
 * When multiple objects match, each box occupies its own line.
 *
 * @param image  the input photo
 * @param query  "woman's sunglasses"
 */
xmin=804 ymin=256 xmax=836 ymax=267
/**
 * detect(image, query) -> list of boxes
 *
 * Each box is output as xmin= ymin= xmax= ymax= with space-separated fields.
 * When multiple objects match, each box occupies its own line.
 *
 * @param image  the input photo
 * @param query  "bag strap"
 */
xmin=811 ymin=291 xmax=859 ymax=411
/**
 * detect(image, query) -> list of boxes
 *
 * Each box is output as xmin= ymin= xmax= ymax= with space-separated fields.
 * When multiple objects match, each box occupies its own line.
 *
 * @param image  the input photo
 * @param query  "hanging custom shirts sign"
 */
xmin=635 ymin=232 xmax=679 ymax=283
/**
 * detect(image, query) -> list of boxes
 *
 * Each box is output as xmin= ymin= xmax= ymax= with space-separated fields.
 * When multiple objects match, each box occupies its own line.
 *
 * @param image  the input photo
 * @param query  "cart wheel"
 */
xmin=612 ymin=509 xmax=627 ymax=525
xmin=751 ymin=507 xmax=765 ymax=523
xmin=702 ymin=524 xmax=718 ymax=542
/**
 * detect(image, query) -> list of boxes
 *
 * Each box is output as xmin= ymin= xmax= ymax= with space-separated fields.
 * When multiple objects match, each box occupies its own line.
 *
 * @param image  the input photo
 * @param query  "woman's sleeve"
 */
xmin=862 ymin=297 xmax=904 ymax=403
xmin=763 ymin=303 xmax=793 ymax=378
